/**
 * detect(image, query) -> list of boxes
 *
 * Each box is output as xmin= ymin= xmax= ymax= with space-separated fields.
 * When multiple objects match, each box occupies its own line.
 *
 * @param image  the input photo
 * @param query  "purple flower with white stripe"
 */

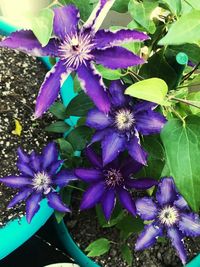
xmin=0 ymin=0 xmax=149 ymax=118
xmin=75 ymin=147 xmax=157 ymax=221
xmin=135 ymin=177 xmax=200 ymax=265
xmin=0 ymin=142 xmax=77 ymax=223
xmin=86 ymin=80 xmax=166 ymax=166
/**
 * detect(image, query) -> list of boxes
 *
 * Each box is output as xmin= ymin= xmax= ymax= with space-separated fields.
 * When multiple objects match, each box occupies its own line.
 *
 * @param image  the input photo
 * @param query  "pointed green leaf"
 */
xmin=95 ymin=65 xmax=122 ymax=80
xmin=121 ymin=244 xmax=133 ymax=266
xmin=159 ymin=10 xmax=200 ymax=45
xmin=31 ymin=8 xmax=54 ymax=47
xmin=161 ymin=0 xmax=182 ymax=15
xmin=161 ymin=116 xmax=200 ymax=211
xmin=85 ymin=238 xmax=110 ymax=257
xmin=50 ymin=102 xmax=67 ymax=120
xmin=45 ymin=121 xmax=70 ymax=133
xmin=125 ymin=78 xmax=168 ymax=105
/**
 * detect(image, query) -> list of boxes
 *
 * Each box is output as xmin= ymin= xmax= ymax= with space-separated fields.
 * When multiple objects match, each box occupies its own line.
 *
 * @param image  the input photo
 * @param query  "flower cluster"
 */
xmin=0 ymin=1 xmax=200 ymax=266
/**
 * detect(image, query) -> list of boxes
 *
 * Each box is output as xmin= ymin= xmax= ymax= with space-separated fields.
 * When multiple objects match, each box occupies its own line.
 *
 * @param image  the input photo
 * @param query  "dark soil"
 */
xmin=0 ymin=44 xmax=57 ymax=226
xmin=66 ymin=193 xmax=200 ymax=267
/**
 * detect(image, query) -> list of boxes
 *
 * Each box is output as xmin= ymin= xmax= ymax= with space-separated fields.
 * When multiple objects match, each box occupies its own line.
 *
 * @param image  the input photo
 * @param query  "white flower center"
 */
xmin=58 ymin=32 xmax=94 ymax=69
xmin=159 ymin=206 xmax=179 ymax=226
xmin=32 ymin=171 xmax=51 ymax=193
xmin=115 ymin=109 xmax=135 ymax=131
xmin=105 ymin=169 xmax=124 ymax=187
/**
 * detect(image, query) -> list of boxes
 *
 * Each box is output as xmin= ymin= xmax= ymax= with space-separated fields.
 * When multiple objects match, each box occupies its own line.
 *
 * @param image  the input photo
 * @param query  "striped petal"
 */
xmin=135 ymin=197 xmax=158 ymax=220
xmin=93 ymin=46 xmax=144 ymax=70
xmin=77 ymin=62 xmax=110 ymax=114
xmin=0 ymin=176 xmax=32 ymax=188
xmin=26 ymin=192 xmax=42 ymax=223
xmin=47 ymin=192 xmax=71 ymax=212
xmin=53 ymin=5 xmax=80 ymax=39
xmin=94 ymin=29 xmax=149 ymax=49
xmin=86 ymin=108 xmax=111 ymax=130
xmin=0 ymin=30 xmax=59 ymax=57
xmin=35 ymin=61 xmax=72 ymax=118
xmin=54 ymin=170 xmax=77 ymax=187
xmin=42 ymin=142 xmax=58 ymax=169
xmin=101 ymin=189 xmax=115 ymax=221
xmin=8 ymin=188 xmax=33 ymax=208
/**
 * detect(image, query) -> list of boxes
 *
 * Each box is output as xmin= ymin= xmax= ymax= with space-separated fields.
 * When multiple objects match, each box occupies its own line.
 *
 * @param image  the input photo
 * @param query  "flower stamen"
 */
xmin=159 ymin=206 xmax=179 ymax=226
xmin=115 ymin=109 xmax=135 ymax=131
xmin=32 ymin=171 xmax=51 ymax=193
xmin=105 ymin=168 xmax=124 ymax=187
xmin=58 ymin=32 xmax=95 ymax=69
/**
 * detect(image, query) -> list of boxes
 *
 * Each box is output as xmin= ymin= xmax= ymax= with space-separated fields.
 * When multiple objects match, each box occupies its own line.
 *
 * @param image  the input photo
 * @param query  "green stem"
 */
xmin=67 ymin=184 xmax=84 ymax=192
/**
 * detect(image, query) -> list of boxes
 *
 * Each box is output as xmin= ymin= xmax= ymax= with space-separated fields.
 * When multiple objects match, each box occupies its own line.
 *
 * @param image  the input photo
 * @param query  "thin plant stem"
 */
xmin=170 ymin=107 xmax=186 ymax=126
xmin=170 ymin=97 xmax=200 ymax=109
xmin=67 ymin=184 xmax=85 ymax=192
xmin=181 ymin=61 xmax=200 ymax=84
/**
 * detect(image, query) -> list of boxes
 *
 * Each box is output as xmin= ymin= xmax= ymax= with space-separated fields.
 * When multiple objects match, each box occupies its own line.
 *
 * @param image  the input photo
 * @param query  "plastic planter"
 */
xmin=0 ymin=18 xmax=199 ymax=267
xmin=0 ymin=18 xmax=74 ymax=260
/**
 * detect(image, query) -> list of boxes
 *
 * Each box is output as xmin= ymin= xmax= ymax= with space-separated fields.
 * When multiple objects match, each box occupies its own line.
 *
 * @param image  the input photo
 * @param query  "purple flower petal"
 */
xmin=48 ymin=160 xmax=63 ymax=176
xmin=42 ymin=142 xmax=58 ymax=169
xmin=135 ymin=111 xmax=166 ymax=135
xmin=101 ymin=189 xmax=115 ymax=221
xmin=90 ymin=128 xmax=111 ymax=144
xmin=167 ymin=227 xmax=187 ymax=265
xmin=127 ymin=136 xmax=148 ymax=165
xmin=135 ymin=224 xmax=162 ymax=251
xmin=109 ymin=80 xmax=127 ymax=107
xmin=86 ymin=108 xmax=111 ymax=130
xmin=17 ymin=147 xmax=29 ymax=164
xmin=126 ymin=178 xmax=158 ymax=190
xmin=85 ymin=147 xmax=103 ymax=168
xmin=135 ymin=197 xmax=158 ymax=220
xmin=54 ymin=170 xmax=77 ymax=187
xmin=8 ymin=188 xmax=33 ymax=208
xmin=26 ymin=192 xmax=42 ymax=223
xmin=35 ymin=61 xmax=72 ymax=118
xmin=0 ymin=176 xmax=32 ymax=188
xmin=77 ymin=62 xmax=110 ymax=113
xmin=174 ymin=195 xmax=189 ymax=211
xmin=75 ymin=169 xmax=103 ymax=183
xmin=93 ymin=46 xmax=144 ymax=70
xmin=53 ymin=5 xmax=80 ymax=39
xmin=118 ymin=188 xmax=136 ymax=216
xmin=0 ymin=30 xmax=59 ymax=57
xmin=30 ymin=152 xmax=41 ymax=172
xmin=120 ymin=157 xmax=143 ymax=177
xmin=80 ymin=182 xmax=105 ymax=210
xmin=47 ymin=191 xmax=71 ymax=212
xmin=102 ymin=131 xmax=126 ymax=166
xmin=17 ymin=162 xmax=34 ymax=177
xmin=94 ymin=29 xmax=149 ymax=49
xmin=133 ymin=101 xmax=157 ymax=113
xmin=179 ymin=213 xmax=200 ymax=237
xmin=83 ymin=0 xmax=115 ymax=33
xmin=156 ymin=177 xmax=177 ymax=206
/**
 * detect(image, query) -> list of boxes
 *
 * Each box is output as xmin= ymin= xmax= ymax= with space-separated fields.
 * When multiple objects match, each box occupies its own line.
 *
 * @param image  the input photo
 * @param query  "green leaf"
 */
xmin=45 ymin=121 xmax=70 ymax=133
xmin=66 ymin=126 xmax=93 ymax=150
xmin=61 ymin=0 xmax=93 ymax=21
xmin=128 ymin=0 xmax=157 ymax=34
xmin=161 ymin=116 xmax=200 ymax=211
xmin=183 ymin=0 xmax=200 ymax=9
xmin=121 ymin=244 xmax=133 ymax=266
xmin=31 ymin=8 xmax=54 ymax=47
xmin=66 ymin=91 xmax=94 ymax=117
xmin=159 ymin=10 xmax=200 ymax=45
xmin=111 ymin=0 xmax=130 ymax=13
xmin=187 ymin=92 xmax=200 ymax=115
xmin=139 ymin=49 xmax=178 ymax=90
xmin=85 ymin=238 xmax=111 ymax=257
xmin=137 ymin=135 xmax=165 ymax=179
xmin=161 ymin=0 xmax=182 ymax=15
xmin=57 ymin=138 xmax=74 ymax=157
xmin=125 ymin=78 xmax=168 ymax=105
xmin=50 ymin=102 xmax=67 ymax=120
xmin=95 ymin=65 xmax=122 ymax=80
xmin=116 ymin=215 xmax=144 ymax=239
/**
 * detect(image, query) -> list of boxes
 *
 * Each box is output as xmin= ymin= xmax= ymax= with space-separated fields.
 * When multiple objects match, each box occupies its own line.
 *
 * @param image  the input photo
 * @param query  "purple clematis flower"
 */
xmin=86 ymin=80 xmax=166 ymax=166
xmin=75 ymin=147 xmax=157 ymax=221
xmin=0 ymin=142 xmax=77 ymax=223
xmin=135 ymin=177 xmax=200 ymax=265
xmin=0 ymin=0 xmax=149 ymax=118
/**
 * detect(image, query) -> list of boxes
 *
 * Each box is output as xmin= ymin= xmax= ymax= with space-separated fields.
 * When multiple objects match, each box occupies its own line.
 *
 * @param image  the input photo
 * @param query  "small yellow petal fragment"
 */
xmin=12 ymin=119 xmax=22 ymax=137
